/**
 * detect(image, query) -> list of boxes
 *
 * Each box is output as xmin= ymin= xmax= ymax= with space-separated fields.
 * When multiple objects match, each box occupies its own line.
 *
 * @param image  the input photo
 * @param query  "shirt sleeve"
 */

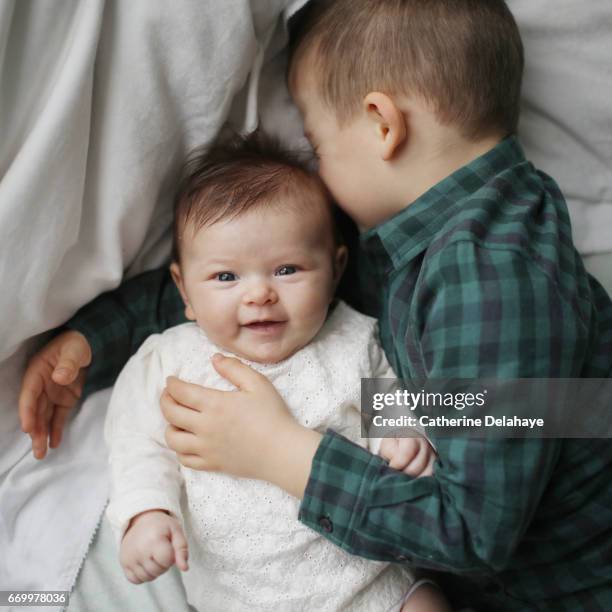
xmin=66 ymin=266 xmax=186 ymax=395
xmin=364 ymin=323 xmax=427 ymax=454
xmin=299 ymin=243 xmax=586 ymax=572
xmin=105 ymin=334 xmax=184 ymax=544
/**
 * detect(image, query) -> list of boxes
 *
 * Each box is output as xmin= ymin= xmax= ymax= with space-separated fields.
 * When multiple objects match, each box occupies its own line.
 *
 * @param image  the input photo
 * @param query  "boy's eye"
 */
xmin=216 ymin=272 xmax=236 ymax=282
xmin=276 ymin=265 xmax=297 ymax=276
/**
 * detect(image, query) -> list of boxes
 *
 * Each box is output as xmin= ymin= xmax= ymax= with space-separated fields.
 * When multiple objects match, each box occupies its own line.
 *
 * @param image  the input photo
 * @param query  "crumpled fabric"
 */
xmin=0 ymin=0 xmax=307 ymax=604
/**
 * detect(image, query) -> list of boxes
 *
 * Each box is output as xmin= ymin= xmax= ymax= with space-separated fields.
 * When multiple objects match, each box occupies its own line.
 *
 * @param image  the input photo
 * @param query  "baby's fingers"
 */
xmin=150 ymin=537 xmax=177 ymax=570
xmin=141 ymin=556 xmax=170 ymax=580
xmin=170 ymin=522 xmax=189 ymax=571
xmin=131 ymin=563 xmax=156 ymax=583
xmin=124 ymin=568 xmax=140 ymax=584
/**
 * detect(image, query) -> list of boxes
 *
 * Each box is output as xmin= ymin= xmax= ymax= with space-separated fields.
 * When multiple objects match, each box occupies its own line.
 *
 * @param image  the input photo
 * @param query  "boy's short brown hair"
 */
xmin=172 ymin=130 xmax=333 ymax=262
xmin=290 ymin=0 xmax=524 ymax=140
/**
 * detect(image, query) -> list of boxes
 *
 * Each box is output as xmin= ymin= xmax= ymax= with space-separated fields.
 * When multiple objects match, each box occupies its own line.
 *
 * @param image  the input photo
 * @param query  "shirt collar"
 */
xmin=361 ymin=136 xmax=527 ymax=270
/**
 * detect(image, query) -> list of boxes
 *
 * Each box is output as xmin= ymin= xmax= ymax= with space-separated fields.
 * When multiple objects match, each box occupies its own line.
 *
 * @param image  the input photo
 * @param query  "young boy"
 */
xmin=20 ymin=1 xmax=612 ymax=610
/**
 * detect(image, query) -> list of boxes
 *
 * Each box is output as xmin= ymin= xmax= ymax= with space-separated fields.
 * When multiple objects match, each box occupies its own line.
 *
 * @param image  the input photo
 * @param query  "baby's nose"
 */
xmin=243 ymin=281 xmax=278 ymax=305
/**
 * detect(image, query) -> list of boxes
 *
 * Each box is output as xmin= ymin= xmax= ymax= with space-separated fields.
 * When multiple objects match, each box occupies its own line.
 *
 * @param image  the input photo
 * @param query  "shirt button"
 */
xmin=318 ymin=516 xmax=333 ymax=533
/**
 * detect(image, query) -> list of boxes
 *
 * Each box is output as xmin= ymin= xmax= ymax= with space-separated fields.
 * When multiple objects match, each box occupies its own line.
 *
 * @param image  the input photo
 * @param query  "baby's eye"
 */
xmin=276 ymin=265 xmax=297 ymax=276
xmin=216 ymin=272 xmax=236 ymax=282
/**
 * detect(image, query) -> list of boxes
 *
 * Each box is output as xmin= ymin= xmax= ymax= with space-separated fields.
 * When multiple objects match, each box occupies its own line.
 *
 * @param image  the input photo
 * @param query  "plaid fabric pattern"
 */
xmin=67 ymin=267 xmax=185 ymax=394
xmin=299 ymin=137 xmax=612 ymax=611
xmin=67 ymin=137 xmax=612 ymax=610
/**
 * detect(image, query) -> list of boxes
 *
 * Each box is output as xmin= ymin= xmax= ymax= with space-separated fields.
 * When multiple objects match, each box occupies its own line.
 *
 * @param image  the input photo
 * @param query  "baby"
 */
xmin=106 ymin=131 xmax=446 ymax=611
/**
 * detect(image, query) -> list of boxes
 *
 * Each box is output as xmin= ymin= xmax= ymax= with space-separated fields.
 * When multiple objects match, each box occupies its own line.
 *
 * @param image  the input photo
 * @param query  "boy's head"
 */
xmin=170 ymin=130 xmax=347 ymax=364
xmin=288 ymin=0 xmax=524 ymax=228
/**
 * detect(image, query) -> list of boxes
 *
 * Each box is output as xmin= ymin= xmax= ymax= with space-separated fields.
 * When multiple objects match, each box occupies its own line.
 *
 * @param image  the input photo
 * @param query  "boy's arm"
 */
xmin=365 ymin=327 xmax=435 ymax=475
xmin=298 ymin=245 xmax=582 ymax=572
xmin=67 ymin=267 xmax=185 ymax=395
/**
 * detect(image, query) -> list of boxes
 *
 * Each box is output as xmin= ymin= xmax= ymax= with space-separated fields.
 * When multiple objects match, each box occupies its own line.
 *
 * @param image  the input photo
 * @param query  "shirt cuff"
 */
xmin=298 ymin=429 xmax=384 ymax=555
xmin=65 ymin=316 xmax=131 ymax=396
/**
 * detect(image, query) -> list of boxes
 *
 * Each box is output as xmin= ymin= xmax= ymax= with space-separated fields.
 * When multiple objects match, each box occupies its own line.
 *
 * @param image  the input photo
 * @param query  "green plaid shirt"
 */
xmin=69 ymin=137 xmax=612 ymax=611
xmin=67 ymin=267 xmax=186 ymax=395
xmin=298 ymin=137 xmax=612 ymax=611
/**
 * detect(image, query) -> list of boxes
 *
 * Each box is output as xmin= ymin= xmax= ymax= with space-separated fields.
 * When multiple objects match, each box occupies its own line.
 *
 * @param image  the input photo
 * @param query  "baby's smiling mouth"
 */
xmin=242 ymin=320 xmax=287 ymax=333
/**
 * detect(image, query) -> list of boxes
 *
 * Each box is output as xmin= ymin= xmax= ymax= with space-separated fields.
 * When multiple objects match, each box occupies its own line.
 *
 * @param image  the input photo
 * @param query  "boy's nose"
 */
xmin=243 ymin=281 xmax=278 ymax=306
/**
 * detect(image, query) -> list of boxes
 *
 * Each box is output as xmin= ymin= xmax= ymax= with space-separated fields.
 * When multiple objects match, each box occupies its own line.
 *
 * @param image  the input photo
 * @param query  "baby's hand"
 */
xmin=120 ymin=510 xmax=189 ymax=584
xmin=19 ymin=330 xmax=91 ymax=459
xmin=379 ymin=437 xmax=436 ymax=477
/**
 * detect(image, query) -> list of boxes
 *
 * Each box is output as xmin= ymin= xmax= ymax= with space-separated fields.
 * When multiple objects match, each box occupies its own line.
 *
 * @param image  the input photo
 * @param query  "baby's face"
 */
xmin=172 ymin=204 xmax=344 ymax=364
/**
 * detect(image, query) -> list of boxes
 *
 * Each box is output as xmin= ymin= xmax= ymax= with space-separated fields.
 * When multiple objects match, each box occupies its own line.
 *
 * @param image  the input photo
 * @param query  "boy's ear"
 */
xmin=333 ymin=245 xmax=348 ymax=288
xmin=170 ymin=262 xmax=196 ymax=321
xmin=363 ymin=92 xmax=407 ymax=161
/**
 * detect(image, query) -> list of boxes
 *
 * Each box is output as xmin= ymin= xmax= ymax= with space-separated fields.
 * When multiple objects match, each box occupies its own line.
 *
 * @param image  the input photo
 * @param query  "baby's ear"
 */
xmin=363 ymin=92 xmax=407 ymax=161
xmin=333 ymin=245 xmax=348 ymax=287
xmin=169 ymin=262 xmax=196 ymax=321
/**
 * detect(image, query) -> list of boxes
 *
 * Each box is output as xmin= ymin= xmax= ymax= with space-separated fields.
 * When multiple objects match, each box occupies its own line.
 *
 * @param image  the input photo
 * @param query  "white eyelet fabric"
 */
xmin=105 ymin=301 xmax=413 ymax=611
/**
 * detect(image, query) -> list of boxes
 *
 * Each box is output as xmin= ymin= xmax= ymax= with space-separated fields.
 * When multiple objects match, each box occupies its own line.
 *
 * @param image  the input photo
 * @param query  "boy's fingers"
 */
xmin=388 ymin=440 xmax=418 ymax=470
xmin=211 ymin=353 xmax=266 ymax=391
xmin=404 ymin=443 xmax=431 ymax=476
xmin=43 ymin=398 xmax=54 ymax=435
xmin=51 ymin=336 xmax=91 ymax=385
xmin=421 ymin=453 xmax=436 ymax=477
xmin=49 ymin=406 xmax=71 ymax=448
xmin=19 ymin=371 xmax=45 ymax=433
xmin=378 ymin=438 xmax=397 ymax=461
xmin=165 ymin=426 xmax=200 ymax=454
xmin=165 ymin=377 xmax=224 ymax=412
xmin=52 ymin=361 xmax=80 ymax=386
xmin=389 ymin=453 xmax=410 ymax=470
xmin=47 ymin=384 xmax=81 ymax=408
xmin=32 ymin=394 xmax=49 ymax=459
xmin=175 ymin=453 xmax=208 ymax=471
xmin=161 ymin=393 xmax=202 ymax=432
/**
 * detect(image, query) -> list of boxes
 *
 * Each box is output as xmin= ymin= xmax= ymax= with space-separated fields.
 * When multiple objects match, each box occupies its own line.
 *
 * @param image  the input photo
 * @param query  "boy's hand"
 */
xmin=379 ymin=437 xmax=436 ymax=477
xmin=120 ymin=510 xmax=189 ymax=584
xmin=161 ymin=354 xmax=321 ymax=499
xmin=18 ymin=330 xmax=92 ymax=459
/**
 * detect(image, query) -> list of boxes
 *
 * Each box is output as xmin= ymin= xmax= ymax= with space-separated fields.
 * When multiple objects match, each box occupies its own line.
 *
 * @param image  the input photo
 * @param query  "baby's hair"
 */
xmin=289 ymin=0 xmax=524 ymax=140
xmin=173 ymin=129 xmax=334 ymax=262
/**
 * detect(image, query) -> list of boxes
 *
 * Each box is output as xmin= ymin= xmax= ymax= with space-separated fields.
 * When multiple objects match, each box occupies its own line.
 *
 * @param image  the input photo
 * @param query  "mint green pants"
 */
xmin=67 ymin=515 xmax=192 ymax=612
